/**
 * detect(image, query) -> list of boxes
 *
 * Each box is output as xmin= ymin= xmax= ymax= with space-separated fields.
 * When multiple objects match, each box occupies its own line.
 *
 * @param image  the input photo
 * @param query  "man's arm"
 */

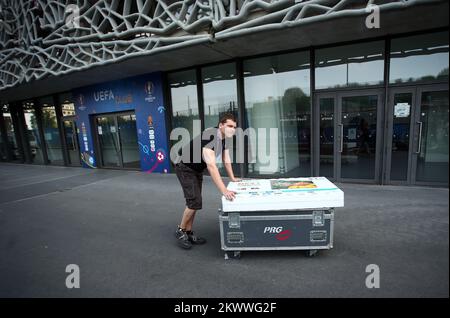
xmin=203 ymin=148 xmax=236 ymax=200
xmin=223 ymin=149 xmax=239 ymax=182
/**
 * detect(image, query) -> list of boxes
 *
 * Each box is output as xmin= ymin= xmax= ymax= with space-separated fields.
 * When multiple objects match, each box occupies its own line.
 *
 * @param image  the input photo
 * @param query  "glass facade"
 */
xmin=202 ymin=63 xmax=238 ymax=129
xmin=117 ymin=113 xmax=141 ymax=169
xmin=0 ymin=127 xmax=6 ymax=161
xmin=0 ymin=31 xmax=448 ymax=186
xmin=169 ymin=70 xmax=200 ymax=139
xmin=38 ymin=96 xmax=64 ymax=165
xmin=22 ymin=101 xmax=46 ymax=164
xmin=416 ymin=90 xmax=449 ymax=183
xmin=315 ymin=41 xmax=385 ymax=89
xmin=201 ymin=63 xmax=239 ymax=175
xmin=59 ymin=92 xmax=76 ymax=117
xmin=390 ymin=93 xmax=412 ymax=181
xmin=390 ymin=31 xmax=449 ymax=84
xmin=243 ymin=51 xmax=311 ymax=176
xmin=63 ymin=119 xmax=81 ymax=166
xmin=0 ymin=105 xmax=8 ymax=161
xmin=96 ymin=115 xmax=121 ymax=168
xmin=319 ymin=98 xmax=335 ymax=178
xmin=340 ymin=95 xmax=379 ymax=180
xmin=1 ymin=104 xmax=22 ymax=162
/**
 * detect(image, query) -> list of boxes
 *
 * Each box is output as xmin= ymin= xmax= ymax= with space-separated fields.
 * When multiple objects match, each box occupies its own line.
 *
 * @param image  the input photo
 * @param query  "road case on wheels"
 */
xmin=219 ymin=177 xmax=344 ymax=259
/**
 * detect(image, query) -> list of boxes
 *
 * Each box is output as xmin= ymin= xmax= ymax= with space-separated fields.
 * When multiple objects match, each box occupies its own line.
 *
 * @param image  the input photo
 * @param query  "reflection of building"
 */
xmin=0 ymin=0 xmax=448 ymax=186
xmin=61 ymin=103 xmax=76 ymax=117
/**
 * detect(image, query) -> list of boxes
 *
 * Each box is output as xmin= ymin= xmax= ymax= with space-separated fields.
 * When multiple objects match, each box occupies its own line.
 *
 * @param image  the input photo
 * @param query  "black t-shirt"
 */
xmin=178 ymin=127 xmax=228 ymax=172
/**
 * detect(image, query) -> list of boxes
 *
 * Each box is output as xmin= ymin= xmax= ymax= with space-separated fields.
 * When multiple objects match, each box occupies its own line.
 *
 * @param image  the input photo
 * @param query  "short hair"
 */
xmin=218 ymin=112 xmax=237 ymax=125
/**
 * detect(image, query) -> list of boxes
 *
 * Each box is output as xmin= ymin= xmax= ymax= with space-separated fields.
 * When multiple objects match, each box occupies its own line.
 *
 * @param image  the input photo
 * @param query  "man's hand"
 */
xmin=222 ymin=190 xmax=236 ymax=201
xmin=231 ymin=178 xmax=242 ymax=182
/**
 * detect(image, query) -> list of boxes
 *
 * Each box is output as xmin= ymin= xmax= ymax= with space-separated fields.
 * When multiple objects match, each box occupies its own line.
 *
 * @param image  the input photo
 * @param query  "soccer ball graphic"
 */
xmin=156 ymin=151 xmax=165 ymax=162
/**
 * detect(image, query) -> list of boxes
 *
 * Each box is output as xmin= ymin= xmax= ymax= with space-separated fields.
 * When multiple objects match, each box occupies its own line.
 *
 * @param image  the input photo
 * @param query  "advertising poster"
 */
xmin=72 ymin=72 xmax=170 ymax=173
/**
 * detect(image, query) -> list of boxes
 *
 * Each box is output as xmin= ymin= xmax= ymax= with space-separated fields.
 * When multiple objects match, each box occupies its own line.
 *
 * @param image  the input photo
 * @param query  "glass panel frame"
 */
xmin=117 ymin=113 xmax=141 ymax=169
xmin=22 ymin=101 xmax=46 ymax=165
xmin=414 ymin=87 xmax=449 ymax=184
xmin=201 ymin=62 xmax=239 ymax=176
xmin=37 ymin=96 xmax=64 ymax=166
xmin=339 ymin=94 xmax=379 ymax=180
xmin=243 ymin=50 xmax=312 ymax=177
xmin=168 ymin=69 xmax=200 ymax=141
xmin=390 ymin=31 xmax=449 ymax=85
xmin=385 ymin=88 xmax=416 ymax=185
xmin=315 ymin=41 xmax=385 ymax=90
xmin=63 ymin=118 xmax=82 ymax=166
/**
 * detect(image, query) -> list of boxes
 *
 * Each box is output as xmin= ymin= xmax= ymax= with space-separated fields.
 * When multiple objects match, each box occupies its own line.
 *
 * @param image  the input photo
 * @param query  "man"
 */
xmin=174 ymin=113 xmax=240 ymax=249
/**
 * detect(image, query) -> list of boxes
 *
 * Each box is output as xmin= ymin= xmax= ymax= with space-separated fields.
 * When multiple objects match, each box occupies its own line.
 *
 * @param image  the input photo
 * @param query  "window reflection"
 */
xmin=0 ymin=105 xmax=8 ymax=161
xmin=59 ymin=92 xmax=76 ymax=117
xmin=390 ymin=93 xmax=412 ymax=181
xmin=202 ymin=63 xmax=239 ymax=176
xmin=202 ymin=63 xmax=238 ymax=129
xmin=1 ymin=104 xmax=22 ymax=161
xmin=341 ymin=95 xmax=378 ymax=180
xmin=169 ymin=70 xmax=200 ymax=139
xmin=315 ymin=41 xmax=384 ymax=89
xmin=244 ymin=51 xmax=311 ymax=176
xmin=38 ymin=96 xmax=64 ymax=165
xmin=416 ymin=90 xmax=449 ymax=183
xmin=319 ymin=98 xmax=334 ymax=178
xmin=22 ymin=101 xmax=45 ymax=164
xmin=390 ymin=31 xmax=449 ymax=84
xmin=0 ymin=128 xmax=6 ymax=161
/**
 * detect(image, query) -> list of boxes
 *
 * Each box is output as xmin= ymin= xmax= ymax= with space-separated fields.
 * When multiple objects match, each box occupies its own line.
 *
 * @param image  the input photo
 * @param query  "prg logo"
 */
xmin=263 ymin=226 xmax=283 ymax=234
xmin=263 ymin=227 xmax=293 ymax=241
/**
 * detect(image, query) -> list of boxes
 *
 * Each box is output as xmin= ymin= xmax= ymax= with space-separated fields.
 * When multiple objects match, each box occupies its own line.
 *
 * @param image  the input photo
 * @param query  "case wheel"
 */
xmin=305 ymin=249 xmax=318 ymax=257
xmin=224 ymin=251 xmax=241 ymax=260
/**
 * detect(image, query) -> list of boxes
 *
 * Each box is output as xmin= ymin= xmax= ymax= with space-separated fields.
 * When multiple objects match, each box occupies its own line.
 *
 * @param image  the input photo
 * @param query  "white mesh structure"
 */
xmin=0 ymin=0 xmax=443 ymax=92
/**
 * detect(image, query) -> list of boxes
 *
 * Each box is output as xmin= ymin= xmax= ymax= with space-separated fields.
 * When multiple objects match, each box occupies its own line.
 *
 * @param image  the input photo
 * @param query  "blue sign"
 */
xmin=72 ymin=72 xmax=170 ymax=173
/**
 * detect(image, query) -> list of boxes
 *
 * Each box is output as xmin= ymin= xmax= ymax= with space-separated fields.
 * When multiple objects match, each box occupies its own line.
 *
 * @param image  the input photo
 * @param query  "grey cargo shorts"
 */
xmin=175 ymin=163 xmax=204 ymax=210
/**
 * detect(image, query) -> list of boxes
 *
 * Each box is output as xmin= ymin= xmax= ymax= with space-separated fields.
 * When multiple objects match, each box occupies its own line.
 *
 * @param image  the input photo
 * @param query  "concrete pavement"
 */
xmin=0 ymin=163 xmax=448 ymax=297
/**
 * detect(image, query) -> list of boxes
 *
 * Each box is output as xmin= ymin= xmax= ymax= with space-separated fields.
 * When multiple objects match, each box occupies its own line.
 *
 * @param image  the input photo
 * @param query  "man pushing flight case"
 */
xmin=218 ymin=177 xmax=344 ymax=259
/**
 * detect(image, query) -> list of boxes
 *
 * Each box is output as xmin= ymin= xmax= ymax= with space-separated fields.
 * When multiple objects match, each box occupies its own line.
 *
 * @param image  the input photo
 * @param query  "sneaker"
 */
xmin=175 ymin=228 xmax=192 ymax=249
xmin=186 ymin=231 xmax=207 ymax=245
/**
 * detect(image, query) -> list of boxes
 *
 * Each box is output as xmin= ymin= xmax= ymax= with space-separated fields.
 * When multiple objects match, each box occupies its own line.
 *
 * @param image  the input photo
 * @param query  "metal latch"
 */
xmin=312 ymin=210 xmax=325 ymax=227
xmin=229 ymin=213 xmax=241 ymax=229
xmin=310 ymin=230 xmax=327 ymax=242
xmin=227 ymin=232 xmax=244 ymax=244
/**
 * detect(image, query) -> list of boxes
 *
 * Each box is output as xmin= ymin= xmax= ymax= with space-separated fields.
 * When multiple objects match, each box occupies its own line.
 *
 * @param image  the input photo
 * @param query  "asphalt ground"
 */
xmin=0 ymin=163 xmax=448 ymax=298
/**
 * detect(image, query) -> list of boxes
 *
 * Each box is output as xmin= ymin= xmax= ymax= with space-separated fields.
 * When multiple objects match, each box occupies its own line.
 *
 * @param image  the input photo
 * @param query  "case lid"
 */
xmin=221 ymin=177 xmax=344 ymax=212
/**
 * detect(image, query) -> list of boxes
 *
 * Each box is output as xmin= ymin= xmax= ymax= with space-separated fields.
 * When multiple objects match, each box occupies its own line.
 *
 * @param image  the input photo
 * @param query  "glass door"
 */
xmin=316 ymin=90 xmax=383 ymax=183
xmin=337 ymin=91 xmax=383 ymax=182
xmin=62 ymin=118 xmax=81 ymax=166
xmin=316 ymin=94 xmax=336 ymax=179
xmin=412 ymin=85 xmax=448 ymax=186
xmin=95 ymin=115 xmax=121 ymax=168
xmin=117 ymin=113 xmax=140 ymax=169
xmin=40 ymin=101 xmax=64 ymax=165
xmin=386 ymin=85 xmax=448 ymax=186
xmin=386 ymin=88 xmax=415 ymax=184
xmin=94 ymin=111 xmax=140 ymax=169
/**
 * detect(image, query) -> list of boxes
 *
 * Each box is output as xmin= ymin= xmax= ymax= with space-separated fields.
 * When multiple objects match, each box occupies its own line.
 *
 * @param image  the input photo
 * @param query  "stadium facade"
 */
xmin=0 ymin=0 xmax=448 ymax=186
